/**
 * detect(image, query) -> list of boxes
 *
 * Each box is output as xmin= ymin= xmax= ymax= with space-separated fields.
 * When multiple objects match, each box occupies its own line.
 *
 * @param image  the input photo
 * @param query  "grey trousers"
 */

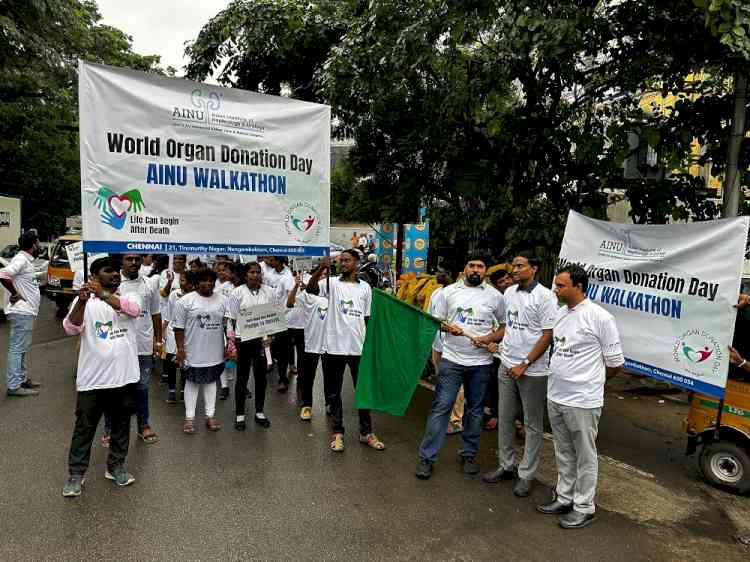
xmin=497 ymin=370 xmax=547 ymax=480
xmin=548 ymin=400 xmax=602 ymax=515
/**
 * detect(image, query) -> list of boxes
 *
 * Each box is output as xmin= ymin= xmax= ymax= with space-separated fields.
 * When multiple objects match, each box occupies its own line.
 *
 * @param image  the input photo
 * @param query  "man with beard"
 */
xmin=415 ymin=256 xmax=506 ymax=479
xmin=1 ymin=231 xmax=43 ymax=396
xmin=62 ymin=257 xmax=141 ymax=496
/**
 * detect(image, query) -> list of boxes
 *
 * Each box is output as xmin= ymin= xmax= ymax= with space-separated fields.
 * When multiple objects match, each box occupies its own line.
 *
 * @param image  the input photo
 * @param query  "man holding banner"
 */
xmin=536 ymin=264 xmax=624 ymax=529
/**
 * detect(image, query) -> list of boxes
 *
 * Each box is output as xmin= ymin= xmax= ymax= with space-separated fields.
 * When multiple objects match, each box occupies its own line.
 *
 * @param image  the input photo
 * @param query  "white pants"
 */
xmin=548 ymin=400 xmax=602 ymax=514
xmin=184 ymin=380 xmax=217 ymax=418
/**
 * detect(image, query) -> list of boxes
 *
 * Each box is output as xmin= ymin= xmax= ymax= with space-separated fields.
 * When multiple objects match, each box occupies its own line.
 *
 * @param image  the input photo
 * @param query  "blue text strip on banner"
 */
xmin=624 ymin=358 xmax=726 ymax=398
xmin=83 ymin=241 xmax=329 ymax=257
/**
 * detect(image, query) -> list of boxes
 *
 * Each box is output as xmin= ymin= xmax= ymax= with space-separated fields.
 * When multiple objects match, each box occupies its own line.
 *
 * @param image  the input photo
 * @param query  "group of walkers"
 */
xmin=1 ymin=231 xmax=625 ymax=530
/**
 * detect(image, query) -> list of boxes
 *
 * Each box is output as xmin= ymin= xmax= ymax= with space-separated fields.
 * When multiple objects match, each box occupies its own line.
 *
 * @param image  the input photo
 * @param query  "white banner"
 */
xmin=79 ymin=61 xmax=330 ymax=256
xmin=64 ymin=241 xmax=106 ymax=273
xmin=559 ymin=211 xmax=749 ymax=398
xmin=237 ymin=303 xmax=287 ymax=340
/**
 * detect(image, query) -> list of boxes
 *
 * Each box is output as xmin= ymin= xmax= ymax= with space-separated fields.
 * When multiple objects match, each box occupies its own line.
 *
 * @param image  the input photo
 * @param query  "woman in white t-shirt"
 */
xmin=173 ymin=269 xmax=228 ymax=434
xmin=226 ymin=262 xmax=276 ymax=431
xmin=287 ymin=269 xmax=328 ymax=421
xmin=162 ymin=271 xmax=194 ymax=404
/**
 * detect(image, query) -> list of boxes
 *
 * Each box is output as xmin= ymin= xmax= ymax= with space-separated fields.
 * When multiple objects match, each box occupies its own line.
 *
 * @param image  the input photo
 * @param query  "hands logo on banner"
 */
xmin=292 ymin=214 xmax=317 ymax=232
xmin=89 ymin=186 xmax=145 ymax=230
xmin=682 ymin=343 xmax=713 ymax=363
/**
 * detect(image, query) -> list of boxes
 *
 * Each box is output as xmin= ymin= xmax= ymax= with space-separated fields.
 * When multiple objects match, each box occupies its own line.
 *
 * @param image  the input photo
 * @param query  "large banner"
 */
xmin=374 ymin=222 xmax=429 ymax=273
xmin=79 ymin=61 xmax=330 ymax=256
xmin=559 ymin=211 xmax=749 ymax=398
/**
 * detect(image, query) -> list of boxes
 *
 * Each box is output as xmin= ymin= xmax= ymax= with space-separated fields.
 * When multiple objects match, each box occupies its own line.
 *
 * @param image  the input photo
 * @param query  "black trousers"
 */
xmin=272 ymin=329 xmax=291 ymax=384
xmin=164 ymin=354 xmax=183 ymax=393
xmin=322 ymin=354 xmax=372 ymax=435
xmin=289 ymin=328 xmax=305 ymax=372
xmin=68 ymin=383 xmax=137 ymax=477
xmin=236 ymin=339 xmax=267 ymax=416
xmin=301 ymin=352 xmax=322 ymax=407
xmin=484 ymin=358 xmax=500 ymax=418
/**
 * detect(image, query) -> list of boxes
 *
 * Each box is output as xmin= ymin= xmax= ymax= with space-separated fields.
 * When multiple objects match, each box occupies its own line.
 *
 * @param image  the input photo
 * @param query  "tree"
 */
xmin=0 ymin=0 xmax=164 ymax=237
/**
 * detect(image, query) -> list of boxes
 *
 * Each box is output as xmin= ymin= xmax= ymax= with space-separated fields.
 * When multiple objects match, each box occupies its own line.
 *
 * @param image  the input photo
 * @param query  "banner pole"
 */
xmin=82 ymin=251 xmax=88 ymax=283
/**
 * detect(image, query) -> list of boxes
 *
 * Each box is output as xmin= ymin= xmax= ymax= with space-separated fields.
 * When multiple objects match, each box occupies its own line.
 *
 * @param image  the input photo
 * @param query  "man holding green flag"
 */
xmin=414 ymin=256 xmax=506 ymax=479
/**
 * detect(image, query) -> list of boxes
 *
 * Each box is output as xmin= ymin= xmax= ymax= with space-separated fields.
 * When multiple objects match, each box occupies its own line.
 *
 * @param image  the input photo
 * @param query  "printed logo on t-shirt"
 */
xmin=95 ymin=321 xmax=112 ymax=339
xmin=197 ymin=314 xmax=221 ymax=331
xmin=456 ymin=307 xmax=474 ymax=323
xmin=94 ymin=320 xmax=128 ymax=341
xmin=317 ymin=305 xmax=328 ymax=321
xmin=338 ymin=299 xmax=362 ymax=317
xmin=552 ymin=335 xmax=576 ymax=358
xmin=506 ymin=309 xmax=528 ymax=331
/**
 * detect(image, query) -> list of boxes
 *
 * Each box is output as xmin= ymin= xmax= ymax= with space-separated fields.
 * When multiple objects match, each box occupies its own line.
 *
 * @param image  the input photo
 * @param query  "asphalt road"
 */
xmin=0 ymin=298 xmax=747 ymax=561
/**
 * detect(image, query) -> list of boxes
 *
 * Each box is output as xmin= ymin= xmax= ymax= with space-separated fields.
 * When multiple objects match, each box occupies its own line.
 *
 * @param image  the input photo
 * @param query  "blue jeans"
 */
xmin=6 ymin=313 xmax=35 ymax=390
xmin=419 ymin=359 xmax=491 ymax=464
xmin=106 ymin=355 xmax=153 ymax=433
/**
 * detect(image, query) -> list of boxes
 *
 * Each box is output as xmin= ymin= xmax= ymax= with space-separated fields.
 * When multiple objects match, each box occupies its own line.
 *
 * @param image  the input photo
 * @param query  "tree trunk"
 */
xmin=722 ymin=69 xmax=748 ymax=218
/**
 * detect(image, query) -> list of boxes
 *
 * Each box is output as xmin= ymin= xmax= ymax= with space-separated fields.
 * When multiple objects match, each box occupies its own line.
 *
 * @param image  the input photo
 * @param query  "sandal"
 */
xmin=205 ymin=417 xmax=222 ymax=432
xmin=138 ymin=424 xmax=159 ymax=444
xmin=359 ymin=433 xmax=386 ymax=451
xmin=182 ymin=419 xmax=196 ymax=435
xmin=329 ymin=433 xmax=345 ymax=453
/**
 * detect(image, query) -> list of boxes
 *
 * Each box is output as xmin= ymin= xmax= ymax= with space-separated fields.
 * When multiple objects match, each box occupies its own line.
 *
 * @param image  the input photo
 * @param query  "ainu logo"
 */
xmin=197 ymin=314 xmax=211 ymax=329
xmin=598 ymin=228 xmax=666 ymax=262
xmin=672 ymin=328 xmax=723 ymax=378
xmin=338 ymin=299 xmax=355 ymax=315
xmin=284 ymin=201 xmax=322 ymax=243
xmin=172 ymin=87 xmax=222 ymax=124
xmin=317 ymin=305 xmax=328 ymax=321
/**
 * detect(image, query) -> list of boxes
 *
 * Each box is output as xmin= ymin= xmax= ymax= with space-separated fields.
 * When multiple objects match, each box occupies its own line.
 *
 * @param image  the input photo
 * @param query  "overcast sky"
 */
xmin=96 ymin=1 xmax=231 ymax=76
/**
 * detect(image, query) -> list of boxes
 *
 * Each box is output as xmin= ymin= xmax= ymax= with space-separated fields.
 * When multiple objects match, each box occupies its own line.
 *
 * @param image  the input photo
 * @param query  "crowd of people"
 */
xmin=2 ymin=231 xmax=633 ymax=530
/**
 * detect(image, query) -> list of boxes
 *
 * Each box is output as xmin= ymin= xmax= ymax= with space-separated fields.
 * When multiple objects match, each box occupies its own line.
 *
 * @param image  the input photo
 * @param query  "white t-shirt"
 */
xmin=295 ymin=290 xmax=329 ymax=354
xmin=321 ymin=276 xmax=372 ymax=356
xmin=358 ymin=236 xmax=368 ymax=248
xmin=549 ymin=299 xmax=624 ymax=409
xmin=215 ymin=279 xmax=235 ymax=302
xmin=287 ymin=273 xmax=312 ymax=329
xmin=119 ymin=275 xmax=161 ymax=356
xmin=262 ymin=265 xmax=293 ymax=290
xmin=162 ymin=289 xmax=186 ymax=355
xmin=225 ymin=284 xmax=276 ymax=341
xmin=500 ymin=282 xmax=559 ymax=376
xmin=0 ymin=251 xmax=41 ymax=316
xmin=139 ymin=264 xmax=153 ymax=278
xmin=68 ymin=295 xmax=140 ymax=391
xmin=434 ymin=280 xmax=506 ymax=367
xmin=428 ymin=287 xmax=446 ymax=353
xmin=172 ymin=291 xmax=226 ymax=368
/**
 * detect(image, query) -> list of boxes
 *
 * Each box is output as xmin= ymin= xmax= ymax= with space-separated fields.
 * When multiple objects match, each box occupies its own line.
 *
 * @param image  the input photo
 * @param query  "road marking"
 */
xmin=418 ymin=379 xmax=656 ymax=480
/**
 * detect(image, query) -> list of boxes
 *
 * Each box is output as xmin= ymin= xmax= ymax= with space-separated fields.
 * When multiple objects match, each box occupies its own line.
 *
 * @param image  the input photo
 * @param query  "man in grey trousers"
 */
xmin=536 ymin=264 xmax=623 ymax=529
xmin=481 ymin=251 xmax=558 ymax=497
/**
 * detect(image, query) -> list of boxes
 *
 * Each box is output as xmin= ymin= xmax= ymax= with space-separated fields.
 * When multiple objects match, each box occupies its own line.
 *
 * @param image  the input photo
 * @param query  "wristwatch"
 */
xmin=521 ymin=358 xmax=531 ymax=367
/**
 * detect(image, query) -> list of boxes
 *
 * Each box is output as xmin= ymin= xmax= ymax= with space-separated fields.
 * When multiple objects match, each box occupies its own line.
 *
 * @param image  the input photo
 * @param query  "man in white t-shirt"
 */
xmin=0 ymin=232 xmax=43 ymax=396
xmin=536 ymin=264 xmax=623 ymax=529
xmin=263 ymin=256 xmax=295 ymax=393
xmin=308 ymin=251 xmax=383 ymax=453
xmin=416 ymin=256 xmax=506 ymax=479
xmin=61 ymin=257 xmax=141 ymax=497
xmin=482 ymin=252 xmax=558 ymax=498
xmin=159 ymin=254 xmax=187 ymax=300
xmin=114 ymin=254 xmax=162 ymax=445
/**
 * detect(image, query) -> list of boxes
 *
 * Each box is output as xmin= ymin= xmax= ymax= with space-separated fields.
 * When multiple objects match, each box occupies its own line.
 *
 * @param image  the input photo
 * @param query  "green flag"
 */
xmin=354 ymin=288 xmax=441 ymax=415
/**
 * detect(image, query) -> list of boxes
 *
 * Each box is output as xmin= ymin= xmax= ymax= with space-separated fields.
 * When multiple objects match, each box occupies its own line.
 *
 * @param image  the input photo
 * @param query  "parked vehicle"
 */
xmin=45 ymin=233 xmax=81 ymax=313
xmin=684 ymin=378 xmax=750 ymax=494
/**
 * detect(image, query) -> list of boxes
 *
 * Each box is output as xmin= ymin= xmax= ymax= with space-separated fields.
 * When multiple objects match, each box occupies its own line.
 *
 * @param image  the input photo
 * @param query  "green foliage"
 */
xmin=0 ymin=0 xmax=165 ymax=237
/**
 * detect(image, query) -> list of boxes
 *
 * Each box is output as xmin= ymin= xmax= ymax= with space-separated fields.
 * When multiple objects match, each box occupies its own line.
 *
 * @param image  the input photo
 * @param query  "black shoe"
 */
xmin=234 ymin=419 xmax=247 ymax=431
xmin=277 ymin=382 xmax=289 ymax=394
xmin=481 ymin=467 xmax=516 ymax=484
xmin=559 ymin=511 xmax=596 ymax=529
xmin=219 ymin=387 xmax=230 ymax=400
xmin=415 ymin=460 xmax=433 ymax=480
xmin=165 ymin=391 xmax=177 ymax=404
xmin=459 ymin=456 xmax=480 ymax=475
xmin=254 ymin=414 xmax=271 ymax=428
xmin=245 ymin=388 xmax=252 ymax=398
xmin=513 ymin=478 xmax=533 ymax=497
xmin=21 ymin=379 xmax=42 ymax=389
xmin=537 ymin=499 xmax=573 ymax=515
